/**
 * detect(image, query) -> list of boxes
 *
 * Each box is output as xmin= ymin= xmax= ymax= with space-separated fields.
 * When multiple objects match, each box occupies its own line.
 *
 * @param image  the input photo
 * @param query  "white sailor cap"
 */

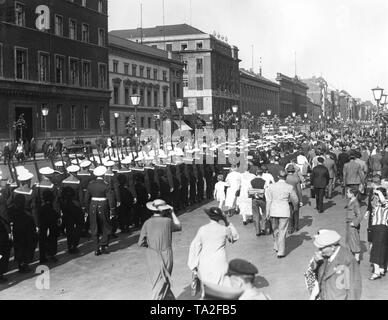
xmin=55 ymin=161 xmax=65 ymax=167
xmin=121 ymin=157 xmax=132 ymax=165
xmin=39 ymin=167 xmax=54 ymax=176
xmin=15 ymin=166 xmax=28 ymax=175
xmin=18 ymin=171 xmax=34 ymax=182
xmin=224 ymin=149 xmax=231 ymax=155
xmin=93 ymin=166 xmax=107 ymax=177
xmin=67 ymin=165 xmax=80 ymax=173
xmin=103 ymin=160 xmax=115 ymax=168
xmin=80 ymin=160 xmax=92 ymax=168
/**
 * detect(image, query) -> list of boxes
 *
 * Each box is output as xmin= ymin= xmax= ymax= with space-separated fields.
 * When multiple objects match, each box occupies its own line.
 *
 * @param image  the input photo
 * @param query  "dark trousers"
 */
xmin=315 ymin=188 xmax=325 ymax=212
xmin=180 ymin=183 xmax=189 ymax=207
xmin=64 ymin=222 xmax=81 ymax=250
xmin=205 ymin=177 xmax=214 ymax=200
xmin=38 ymin=225 xmax=58 ymax=260
xmin=189 ymin=180 xmax=197 ymax=204
xmin=197 ymin=179 xmax=204 ymax=202
xmin=0 ymin=241 xmax=11 ymax=276
xmin=252 ymin=199 xmax=266 ymax=234
xmin=289 ymin=206 xmax=299 ymax=232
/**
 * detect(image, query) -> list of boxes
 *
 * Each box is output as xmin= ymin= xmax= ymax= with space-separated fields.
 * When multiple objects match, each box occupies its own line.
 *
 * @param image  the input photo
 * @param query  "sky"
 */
xmin=108 ymin=0 xmax=388 ymax=101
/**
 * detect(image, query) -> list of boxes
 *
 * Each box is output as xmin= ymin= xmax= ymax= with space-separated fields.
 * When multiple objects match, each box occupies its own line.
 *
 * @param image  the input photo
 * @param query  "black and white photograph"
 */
xmin=0 ymin=0 xmax=387 ymax=304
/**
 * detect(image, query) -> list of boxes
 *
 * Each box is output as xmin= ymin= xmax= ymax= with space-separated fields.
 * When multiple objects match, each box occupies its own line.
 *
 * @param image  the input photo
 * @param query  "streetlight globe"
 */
xmin=175 ymin=99 xmax=184 ymax=110
xmin=232 ymin=105 xmax=238 ymax=113
xmin=267 ymin=109 xmax=272 ymax=116
xmin=114 ymin=112 xmax=120 ymax=119
xmin=41 ymin=106 xmax=49 ymax=117
xmin=292 ymin=112 xmax=296 ymax=118
xmin=372 ymin=86 xmax=384 ymax=102
xmin=304 ymin=113 xmax=308 ymax=119
xmin=130 ymin=94 xmax=141 ymax=106
xmin=381 ymin=94 xmax=388 ymax=106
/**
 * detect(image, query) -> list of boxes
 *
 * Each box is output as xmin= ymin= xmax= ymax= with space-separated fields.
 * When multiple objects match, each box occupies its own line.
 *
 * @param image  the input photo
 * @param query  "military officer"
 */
xmin=84 ymin=166 xmax=115 ymax=256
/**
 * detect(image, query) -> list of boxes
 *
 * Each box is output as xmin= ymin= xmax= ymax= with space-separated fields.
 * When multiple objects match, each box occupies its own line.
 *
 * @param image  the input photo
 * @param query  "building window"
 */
xmin=55 ymin=15 xmax=63 ymax=36
xmin=172 ymin=82 xmax=176 ymax=97
xmin=69 ymin=58 xmax=79 ymax=85
xmin=197 ymin=98 xmax=204 ymax=111
xmin=56 ymin=105 xmax=63 ymax=129
xmin=153 ymin=69 xmax=158 ymax=80
xmin=0 ymin=43 xmax=3 ymax=77
xmin=146 ymin=68 xmax=151 ymax=79
xmin=140 ymin=66 xmax=144 ymax=77
xmin=81 ymin=24 xmax=89 ymax=42
xmin=166 ymin=43 xmax=172 ymax=51
xmin=154 ymin=90 xmax=158 ymax=107
xmin=147 ymin=90 xmax=151 ymax=107
xmin=15 ymin=2 xmax=25 ymax=27
xmin=181 ymin=43 xmax=188 ymax=51
xmin=140 ymin=117 xmax=144 ymax=128
xmin=132 ymin=64 xmax=137 ymax=76
xmin=98 ymin=63 xmax=107 ymax=88
xmin=113 ymin=60 xmax=118 ymax=73
xmin=162 ymin=71 xmax=167 ymax=81
xmin=71 ymin=105 xmax=76 ymax=129
xmin=83 ymin=106 xmax=89 ymax=129
xmin=176 ymin=83 xmax=181 ymax=98
xmin=69 ymin=19 xmax=77 ymax=40
xmin=38 ymin=52 xmax=50 ymax=83
xmin=15 ymin=48 xmax=27 ymax=80
xmin=196 ymin=42 xmax=203 ymax=50
xmin=82 ymin=61 xmax=91 ymax=87
xmin=139 ymin=89 xmax=144 ymax=106
xmin=196 ymin=58 xmax=203 ymax=73
xmin=183 ymin=76 xmax=188 ymax=88
xmin=132 ymin=86 xmax=137 ymax=95
xmin=124 ymin=63 xmax=129 ymax=75
xmin=196 ymin=77 xmax=203 ymax=90
xmin=55 ymin=55 xmax=65 ymax=84
xmin=113 ymin=86 xmax=119 ymax=104
xmin=125 ymin=87 xmax=129 ymax=105
xmin=98 ymin=0 xmax=103 ymax=12
xmin=148 ymin=117 xmax=151 ymax=129
xmin=163 ymin=90 xmax=167 ymax=107
xmin=98 ymin=28 xmax=105 ymax=46
xmin=183 ymin=61 xmax=188 ymax=73
xmin=82 ymin=0 xmax=87 ymax=7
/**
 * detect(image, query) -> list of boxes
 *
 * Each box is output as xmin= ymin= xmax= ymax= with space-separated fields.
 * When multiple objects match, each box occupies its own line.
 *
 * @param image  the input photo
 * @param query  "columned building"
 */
xmin=0 ymin=0 xmax=110 ymax=148
xmin=110 ymin=24 xmax=241 ymax=127
xmin=239 ymin=68 xmax=279 ymax=116
xmin=276 ymin=73 xmax=308 ymax=118
xmin=108 ymin=34 xmax=183 ymax=135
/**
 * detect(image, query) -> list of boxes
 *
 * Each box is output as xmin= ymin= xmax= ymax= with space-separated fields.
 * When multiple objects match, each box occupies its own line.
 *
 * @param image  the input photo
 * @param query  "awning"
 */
xmin=174 ymin=120 xmax=193 ymax=131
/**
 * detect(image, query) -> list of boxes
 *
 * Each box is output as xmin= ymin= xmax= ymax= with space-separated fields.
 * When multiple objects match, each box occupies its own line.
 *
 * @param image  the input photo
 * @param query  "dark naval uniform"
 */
xmin=196 ymin=162 xmax=205 ymax=203
xmin=77 ymin=168 xmax=94 ymax=236
xmin=204 ymin=162 xmax=216 ymax=200
xmin=85 ymin=178 xmax=115 ymax=254
xmin=169 ymin=163 xmax=181 ymax=210
xmin=0 ymin=184 xmax=11 ymax=280
xmin=179 ymin=163 xmax=189 ymax=209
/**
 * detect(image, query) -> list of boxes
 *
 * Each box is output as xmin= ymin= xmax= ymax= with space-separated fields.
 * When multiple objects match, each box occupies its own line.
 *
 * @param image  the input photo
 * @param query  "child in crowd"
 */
xmin=214 ymin=175 xmax=227 ymax=209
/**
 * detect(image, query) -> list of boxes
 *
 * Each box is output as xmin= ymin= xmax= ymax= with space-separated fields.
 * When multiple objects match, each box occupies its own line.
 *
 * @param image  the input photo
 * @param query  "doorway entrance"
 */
xmin=14 ymin=107 xmax=33 ymax=143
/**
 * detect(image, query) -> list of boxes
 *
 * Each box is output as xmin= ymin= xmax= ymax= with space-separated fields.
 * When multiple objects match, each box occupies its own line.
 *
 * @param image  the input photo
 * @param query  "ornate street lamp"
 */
xmin=176 ymin=99 xmax=184 ymax=132
xmin=267 ymin=109 xmax=272 ymax=117
xmin=41 ymin=105 xmax=49 ymax=141
xmin=114 ymin=112 xmax=120 ymax=158
xmin=372 ymin=86 xmax=385 ymax=145
xmin=130 ymin=94 xmax=141 ymax=137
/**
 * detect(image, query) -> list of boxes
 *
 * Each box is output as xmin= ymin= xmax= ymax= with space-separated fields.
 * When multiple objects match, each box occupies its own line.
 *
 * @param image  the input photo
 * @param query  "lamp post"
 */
xmin=130 ymin=94 xmax=141 ymax=138
xmin=176 ymin=99 xmax=183 ymax=132
xmin=232 ymin=105 xmax=239 ymax=130
xmin=41 ymin=105 xmax=49 ymax=141
xmin=114 ymin=112 xmax=120 ymax=158
xmin=372 ymin=86 xmax=384 ymax=145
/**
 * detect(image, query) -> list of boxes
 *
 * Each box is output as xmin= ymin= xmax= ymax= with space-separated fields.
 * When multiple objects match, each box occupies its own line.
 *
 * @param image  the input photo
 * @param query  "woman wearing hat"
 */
xmin=188 ymin=207 xmax=239 ymax=290
xmin=138 ymin=200 xmax=182 ymax=300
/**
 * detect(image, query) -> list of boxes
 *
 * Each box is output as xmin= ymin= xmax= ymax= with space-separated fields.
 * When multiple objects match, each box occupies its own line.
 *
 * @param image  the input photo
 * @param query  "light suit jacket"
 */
xmin=265 ymin=180 xmax=298 ymax=218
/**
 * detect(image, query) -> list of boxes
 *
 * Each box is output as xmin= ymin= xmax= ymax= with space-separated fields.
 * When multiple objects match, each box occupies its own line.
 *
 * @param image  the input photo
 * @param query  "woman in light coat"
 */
xmin=237 ymin=168 xmax=256 ymax=225
xmin=188 ymin=207 xmax=239 ymax=288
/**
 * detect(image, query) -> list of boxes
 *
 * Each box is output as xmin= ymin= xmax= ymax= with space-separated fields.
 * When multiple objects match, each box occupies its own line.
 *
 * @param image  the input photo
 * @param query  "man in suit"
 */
xmin=311 ymin=157 xmax=330 ymax=213
xmin=265 ymin=170 xmax=298 ymax=258
xmin=285 ymin=165 xmax=302 ymax=233
xmin=343 ymin=154 xmax=364 ymax=194
xmin=266 ymin=157 xmax=284 ymax=183
xmin=312 ymin=230 xmax=362 ymax=300
xmin=324 ymin=151 xmax=337 ymax=199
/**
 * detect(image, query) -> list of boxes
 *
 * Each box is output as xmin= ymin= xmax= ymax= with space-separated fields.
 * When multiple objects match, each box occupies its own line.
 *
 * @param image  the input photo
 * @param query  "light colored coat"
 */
xmin=188 ymin=221 xmax=239 ymax=285
xmin=237 ymin=171 xmax=256 ymax=217
xmin=225 ymin=170 xmax=241 ymax=208
xmin=265 ymin=180 xmax=298 ymax=218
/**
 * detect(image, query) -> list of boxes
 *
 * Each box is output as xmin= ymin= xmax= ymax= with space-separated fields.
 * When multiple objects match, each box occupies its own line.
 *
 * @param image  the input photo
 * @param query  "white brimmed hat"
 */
xmin=146 ymin=199 xmax=173 ymax=212
xmin=80 ymin=160 xmax=92 ymax=168
xmin=93 ymin=166 xmax=107 ymax=177
xmin=313 ymin=230 xmax=341 ymax=248
xmin=121 ymin=157 xmax=132 ymax=165
xmin=71 ymin=159 xmax=79 ymax=165
xmin=18 ymin=171 xmax=34 ymax=182
xmin=103 ymin=160 xmax=115 ymax=168
xmin=39 ymin=167 xmax=54 ymax=176
xmin=67 ymin=165 xmax=80 ymax=173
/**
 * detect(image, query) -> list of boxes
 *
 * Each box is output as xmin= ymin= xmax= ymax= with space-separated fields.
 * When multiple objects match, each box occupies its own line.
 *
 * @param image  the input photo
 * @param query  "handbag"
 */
xmin=191 ymin=270 xmax=200 ymax=297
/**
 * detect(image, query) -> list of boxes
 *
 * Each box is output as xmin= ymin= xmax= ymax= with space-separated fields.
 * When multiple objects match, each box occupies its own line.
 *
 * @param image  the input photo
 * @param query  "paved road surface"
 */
xmin=0 ymin=187 xmax=387 ymax=300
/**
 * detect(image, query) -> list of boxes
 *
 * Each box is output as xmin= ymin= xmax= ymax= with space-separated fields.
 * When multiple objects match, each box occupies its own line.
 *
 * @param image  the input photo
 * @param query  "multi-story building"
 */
xmin=0 ymin=0 xmax=110 ymax=147
xmin=276 ymin=73 xmax=308 ymax=118
xmin=108 ymin=34 xmax=183 ymax=135
xmin=239 ymin=68 xmax=279 ymax=116
xmin=110 ymin=24 xmax=241 ymax=128
xmin=306 ymin=97 xmax=322 ymax=121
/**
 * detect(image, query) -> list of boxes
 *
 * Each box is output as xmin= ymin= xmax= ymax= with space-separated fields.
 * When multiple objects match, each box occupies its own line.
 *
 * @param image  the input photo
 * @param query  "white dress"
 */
xmin=214 ymin=181 xmax=227 ymax=208
xmin=237 ymin=171 xmax=256 ymax=220
xmin=188 ymin=220 xmax=239 ymax=285
xmin=224 ymin=171 xmax=241 ymax=208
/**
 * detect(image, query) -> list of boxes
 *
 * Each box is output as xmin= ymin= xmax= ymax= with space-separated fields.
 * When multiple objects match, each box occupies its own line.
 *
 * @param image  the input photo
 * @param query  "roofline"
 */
xmin=239 ymin=69 xmax=280 ymax=88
